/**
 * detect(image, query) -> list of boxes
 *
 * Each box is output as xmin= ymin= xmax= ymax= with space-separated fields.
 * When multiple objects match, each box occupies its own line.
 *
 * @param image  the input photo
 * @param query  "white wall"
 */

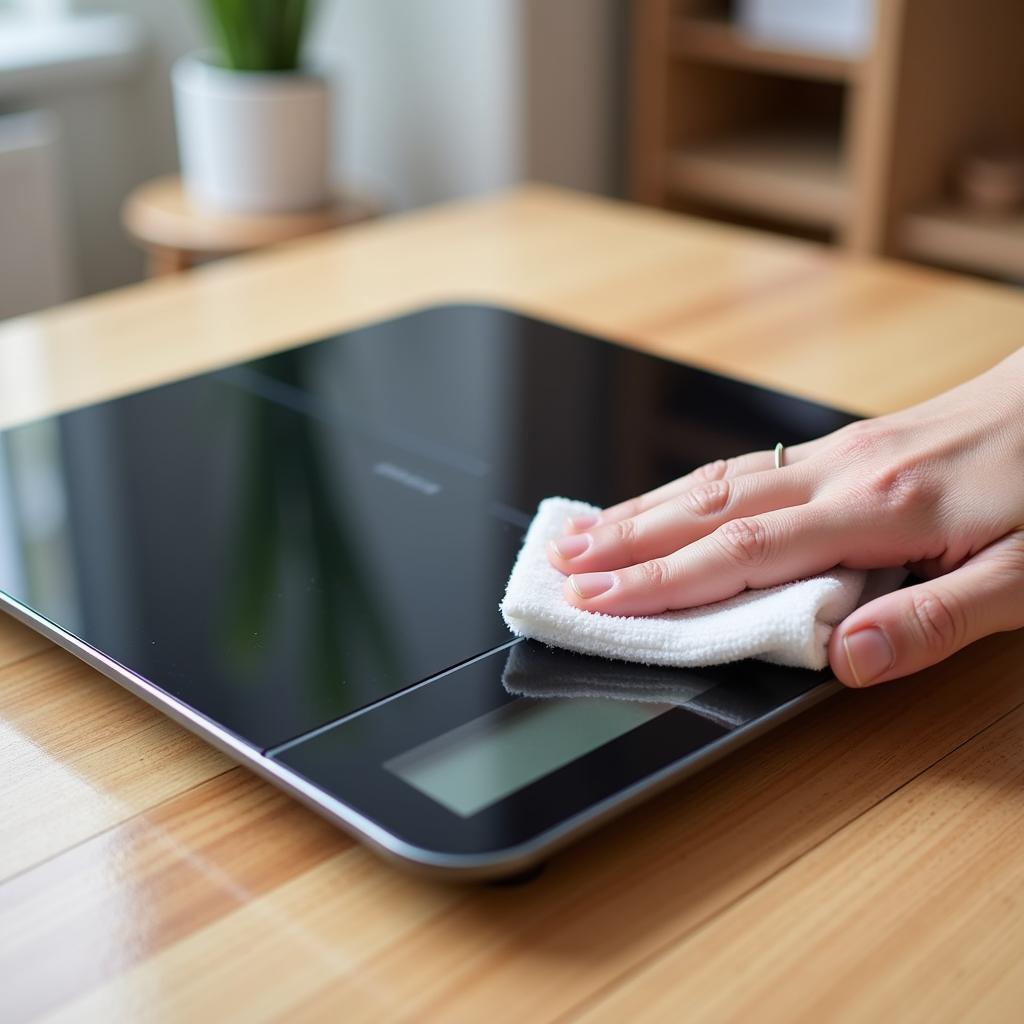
xmin=35 ymin=0 xmax=624 ymax=296
xmin=310 ymin=0 xmax=523 ymax=209
xmin=45 ymin=0 xmax=204 ymax=292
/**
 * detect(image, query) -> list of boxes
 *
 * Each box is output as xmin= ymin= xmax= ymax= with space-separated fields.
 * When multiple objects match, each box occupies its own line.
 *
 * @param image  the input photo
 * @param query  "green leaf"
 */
xmin=200 ymin=0 xmax=312 ymax=72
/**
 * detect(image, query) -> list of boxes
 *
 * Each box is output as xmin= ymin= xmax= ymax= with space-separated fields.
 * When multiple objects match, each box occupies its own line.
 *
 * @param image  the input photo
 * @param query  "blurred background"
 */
xmin=1 ymin=0 xmax=1022 ymax=321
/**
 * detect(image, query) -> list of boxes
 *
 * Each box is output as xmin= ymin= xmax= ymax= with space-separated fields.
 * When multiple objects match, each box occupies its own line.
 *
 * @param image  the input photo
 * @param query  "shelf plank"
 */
xmin=670 ymin=17 xmax=859 ymax=83
xmin=900 ymin=205 xmax=1024 ymax=280
xmin=668 ymin=130 xmax=848 ymax=229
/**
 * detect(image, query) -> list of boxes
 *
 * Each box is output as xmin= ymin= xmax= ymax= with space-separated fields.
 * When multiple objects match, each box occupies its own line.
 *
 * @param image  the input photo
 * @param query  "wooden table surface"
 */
xmin=2 ymin=185 xmax=1023 ymax=1023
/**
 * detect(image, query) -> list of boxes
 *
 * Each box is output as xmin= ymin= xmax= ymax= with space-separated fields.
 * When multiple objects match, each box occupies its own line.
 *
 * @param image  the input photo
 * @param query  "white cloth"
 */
xmin=500 ymin=497 xmax=904 ymax=671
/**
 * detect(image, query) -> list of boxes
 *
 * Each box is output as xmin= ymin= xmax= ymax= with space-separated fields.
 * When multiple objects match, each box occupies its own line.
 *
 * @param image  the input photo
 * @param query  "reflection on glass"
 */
xmin=502 ymin=641 xmax=824 ymax=731
xmin=0 ymin=421 xmax=76 ymax=629
xmin=221 ymin=350 xmax=399 ymax=709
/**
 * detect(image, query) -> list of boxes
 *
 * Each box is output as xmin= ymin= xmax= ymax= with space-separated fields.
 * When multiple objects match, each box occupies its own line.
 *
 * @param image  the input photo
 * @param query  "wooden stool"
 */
xmin=122 ymin=175 xmax=382 ymax=277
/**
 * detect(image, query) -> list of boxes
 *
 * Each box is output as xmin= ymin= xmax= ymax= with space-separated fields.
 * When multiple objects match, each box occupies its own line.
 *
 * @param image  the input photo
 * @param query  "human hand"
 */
xmin=547 ymin=348 xmax=1024 ymax=687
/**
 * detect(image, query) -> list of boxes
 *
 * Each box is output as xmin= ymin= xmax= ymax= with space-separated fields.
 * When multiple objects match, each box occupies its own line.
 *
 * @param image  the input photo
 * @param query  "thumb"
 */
xmin=830 ymin=529 xmax=1024 ymax=688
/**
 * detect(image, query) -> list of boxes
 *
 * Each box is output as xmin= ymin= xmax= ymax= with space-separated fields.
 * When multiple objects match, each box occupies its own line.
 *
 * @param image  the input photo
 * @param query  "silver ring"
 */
xmin=773 ymin=442 xmax=785 ymax=469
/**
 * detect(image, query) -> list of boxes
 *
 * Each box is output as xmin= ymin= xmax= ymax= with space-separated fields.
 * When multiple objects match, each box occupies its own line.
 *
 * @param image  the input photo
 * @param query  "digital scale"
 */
xmin=0 ymin=305 xmax=855 ymax=879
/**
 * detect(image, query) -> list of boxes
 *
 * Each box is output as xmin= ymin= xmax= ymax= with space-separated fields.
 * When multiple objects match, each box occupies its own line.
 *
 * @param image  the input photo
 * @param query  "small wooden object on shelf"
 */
xmin=122 ymin=175 xmax=382 ymax=277
xmin=900 ymin=206 xmax=1024 ymax=281
xmin=955 ymin=148 xmax=1024 ymax=219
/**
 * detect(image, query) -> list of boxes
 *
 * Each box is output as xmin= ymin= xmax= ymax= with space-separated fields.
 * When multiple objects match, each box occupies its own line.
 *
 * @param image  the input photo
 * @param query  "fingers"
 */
xmin=549 ymin=466 xmax=814 ymax=575
xmin=577 ymin=443 xmax=818 ymax=531
xmin=563 ymin=503 xmax=848 ymax=616
xmin=830 ymin=529 xmax=1024 ymax=688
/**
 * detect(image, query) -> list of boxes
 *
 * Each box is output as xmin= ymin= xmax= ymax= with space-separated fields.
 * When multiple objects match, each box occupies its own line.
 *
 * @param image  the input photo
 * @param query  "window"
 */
xmin=1 ymin=0 xmax=73 ymax=17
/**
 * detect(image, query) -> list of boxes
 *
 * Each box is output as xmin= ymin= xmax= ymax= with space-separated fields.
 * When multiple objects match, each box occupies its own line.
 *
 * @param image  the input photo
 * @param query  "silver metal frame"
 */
xmin=1 ymin=590 xmax=842 ymax=881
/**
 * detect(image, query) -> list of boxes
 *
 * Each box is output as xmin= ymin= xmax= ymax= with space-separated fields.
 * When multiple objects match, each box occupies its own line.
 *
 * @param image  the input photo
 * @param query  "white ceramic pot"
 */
xmin=172 ymin=52 xmax=330 ymax=214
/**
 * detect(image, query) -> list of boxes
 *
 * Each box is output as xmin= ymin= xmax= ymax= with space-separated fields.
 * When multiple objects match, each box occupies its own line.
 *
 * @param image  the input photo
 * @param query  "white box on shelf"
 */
xmin=736 ymin=0 xmax=874 ymax=57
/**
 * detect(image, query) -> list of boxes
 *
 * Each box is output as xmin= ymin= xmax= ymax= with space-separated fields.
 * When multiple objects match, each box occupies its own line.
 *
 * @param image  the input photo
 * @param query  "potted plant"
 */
xmin=172 ymin=0 xmax=329 ymax=213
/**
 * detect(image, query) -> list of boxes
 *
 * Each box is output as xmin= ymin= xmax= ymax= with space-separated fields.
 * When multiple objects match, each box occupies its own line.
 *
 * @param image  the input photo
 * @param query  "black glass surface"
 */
xmin=0 ymin=304 xmax=855 ymax=750
xmin=275 ymin=643 xmax=824 ymax=855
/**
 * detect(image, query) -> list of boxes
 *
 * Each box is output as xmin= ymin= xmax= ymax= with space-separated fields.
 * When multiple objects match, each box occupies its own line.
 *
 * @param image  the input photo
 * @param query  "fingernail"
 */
xmin=570 ymin=572 xmax=616 ymax=599
xmin=567 ymin=513 xmax=599 ymax=532
xmin=551 ymin=534 xmax=592 ymax=560
xmin=842 ymin=627 xmax=895 ymax=687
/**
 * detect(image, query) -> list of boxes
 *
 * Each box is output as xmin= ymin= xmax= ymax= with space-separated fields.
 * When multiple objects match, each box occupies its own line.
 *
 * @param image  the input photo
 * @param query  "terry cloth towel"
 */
xmin=499 ymin=497 xmax=905 ymax=671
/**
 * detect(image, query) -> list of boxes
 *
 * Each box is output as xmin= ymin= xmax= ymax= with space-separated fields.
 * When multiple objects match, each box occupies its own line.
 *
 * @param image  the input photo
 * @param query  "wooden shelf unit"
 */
xmin=630 ymin=0 xmax=1024 ymax=277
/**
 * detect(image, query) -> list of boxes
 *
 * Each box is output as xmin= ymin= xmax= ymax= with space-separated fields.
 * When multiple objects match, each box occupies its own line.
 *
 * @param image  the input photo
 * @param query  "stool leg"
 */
xmin=145 ymin=245 xmax=191 ymax=277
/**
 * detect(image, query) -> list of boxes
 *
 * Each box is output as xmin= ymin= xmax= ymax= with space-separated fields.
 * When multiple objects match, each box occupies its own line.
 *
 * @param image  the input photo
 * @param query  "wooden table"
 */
xmin=121 ymin=175 xmax=381 ymax=277
xmin=3 ymin=186 xmax=1024 ymax=1022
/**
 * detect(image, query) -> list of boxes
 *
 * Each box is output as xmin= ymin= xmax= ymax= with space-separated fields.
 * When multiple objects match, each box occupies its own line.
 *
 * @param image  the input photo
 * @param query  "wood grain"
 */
xmin=0 ymin=649 xmax=230 ymax=881
xmin=574 ymin=646 xmax=1024 ymax=1023
xmin=0 ymin=613 xmax=50 ymax=669
xmin=1 ymin=185 xmax=1022 ymax=1022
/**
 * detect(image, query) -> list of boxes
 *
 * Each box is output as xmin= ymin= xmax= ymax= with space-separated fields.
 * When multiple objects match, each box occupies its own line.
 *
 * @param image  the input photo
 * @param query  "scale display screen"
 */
xmin=386 ymin=697 xmax=671 ymax=817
